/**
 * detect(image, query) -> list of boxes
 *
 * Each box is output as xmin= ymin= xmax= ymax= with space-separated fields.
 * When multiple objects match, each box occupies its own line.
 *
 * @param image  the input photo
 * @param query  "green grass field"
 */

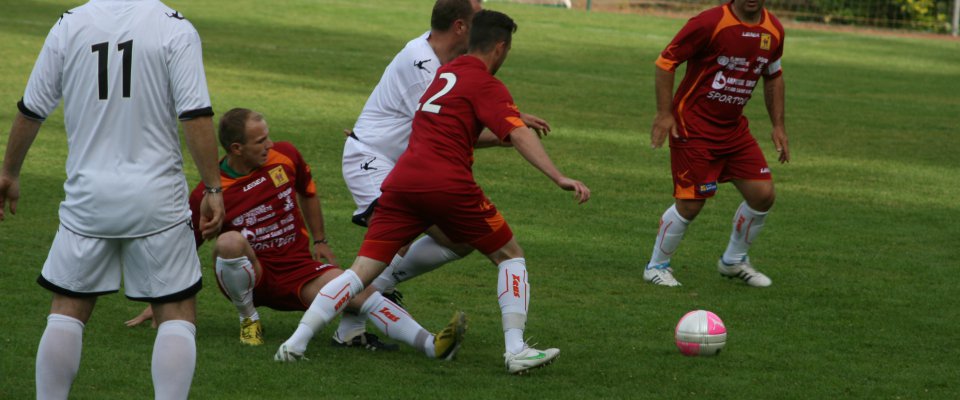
xmin=2 ymin=0 xmax=959 ymax=398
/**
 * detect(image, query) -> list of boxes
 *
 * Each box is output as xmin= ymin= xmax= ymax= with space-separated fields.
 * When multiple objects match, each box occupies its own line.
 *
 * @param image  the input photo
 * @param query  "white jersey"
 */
xmin=351 ymin=31 xmax=438 ymax=162
xmin=21 ymin=0 xmax=212 ymax=238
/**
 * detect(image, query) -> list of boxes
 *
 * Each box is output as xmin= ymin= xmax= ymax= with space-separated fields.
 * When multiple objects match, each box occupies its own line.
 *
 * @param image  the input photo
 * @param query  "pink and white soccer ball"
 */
xmin=675 ymin=310 xmax=727 ymax=356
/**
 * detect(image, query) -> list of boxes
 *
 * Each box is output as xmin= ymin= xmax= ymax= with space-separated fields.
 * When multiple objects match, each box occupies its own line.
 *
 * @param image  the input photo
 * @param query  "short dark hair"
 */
xmin=431 ymin=0 xmax=476 ymax=31
xmin=218 ymin=108 xmax=263 ymax=150
xmin=468 ymin=10 xmax=517 ymax=53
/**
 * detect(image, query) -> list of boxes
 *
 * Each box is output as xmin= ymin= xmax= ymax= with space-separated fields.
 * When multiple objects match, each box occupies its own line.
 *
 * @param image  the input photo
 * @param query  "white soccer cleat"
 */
xmin=504 ymin=347 xmax=560 ymax=375
xmin=718 ymin=257 xmax=772 ymax=287
xmin=643 ymin=263 xmax=682 ymax=287
xmin=274 ymin=343 xmax=307 ymax=362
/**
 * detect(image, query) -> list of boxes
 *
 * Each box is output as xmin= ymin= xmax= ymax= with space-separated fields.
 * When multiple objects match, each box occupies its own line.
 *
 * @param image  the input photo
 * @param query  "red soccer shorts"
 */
xmin=670 ymin=134 xmax=772 ymax=200
xmin=216 ymin=257 xmax=336 ymax=311
xmin=359 ymin=189 xmax=514 ymax=263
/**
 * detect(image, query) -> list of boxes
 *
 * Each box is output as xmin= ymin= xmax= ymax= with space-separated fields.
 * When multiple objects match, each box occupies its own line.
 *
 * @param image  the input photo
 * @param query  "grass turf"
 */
xmin=1 ymin=0 xmax=958 ymax=398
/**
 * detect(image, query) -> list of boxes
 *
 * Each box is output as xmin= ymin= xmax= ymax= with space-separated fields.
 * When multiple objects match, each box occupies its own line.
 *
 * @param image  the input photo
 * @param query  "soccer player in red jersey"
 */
xmin=277 ymin=10 xmax=590 ymax=374
xmin=644 ymin=0 xmax=790 ymax=288
xmin=128 ymin=108 xmax=468 ymax=359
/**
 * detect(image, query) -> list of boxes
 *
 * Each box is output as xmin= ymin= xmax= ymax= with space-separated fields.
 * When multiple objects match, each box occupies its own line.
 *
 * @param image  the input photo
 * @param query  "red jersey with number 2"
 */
xmin=382 ymin=55 xmax=525 ymax=193
xmin=656 ymin=2 xmax=784 ymax=147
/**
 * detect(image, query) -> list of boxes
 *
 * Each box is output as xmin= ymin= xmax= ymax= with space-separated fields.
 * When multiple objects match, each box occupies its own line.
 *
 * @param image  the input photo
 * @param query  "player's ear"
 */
xmin=228 ymin=142 xmax=243 ymax=155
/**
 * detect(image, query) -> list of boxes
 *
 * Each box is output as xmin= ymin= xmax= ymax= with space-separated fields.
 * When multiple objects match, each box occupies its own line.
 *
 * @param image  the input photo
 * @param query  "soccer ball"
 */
xmin=675 ymin=310 xmax=727 ymax=356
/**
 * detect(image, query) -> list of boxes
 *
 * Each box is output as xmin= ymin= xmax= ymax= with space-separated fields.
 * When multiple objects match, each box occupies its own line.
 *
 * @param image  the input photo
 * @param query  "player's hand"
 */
xmin=125 ymin=305 xmax=157 ymax=328
xmin=650 ymin=112 xmax=678 ymax=149
xmin=556 ymin=176 xmax=591 ymax=204
xmin=199 ymin=192 xmax=225 ymax=240
xmin=343 ymin=129 xmax=354 ymax=138
xmin=771 ymin=127 xmax=790 ymax=164
xmin=520 ymin=113 xmax=551 ymax=138
xmin=313 ymin=241 xmax=337 ymax=266
xmin=0 ymin=175 xmax=19 ymax=222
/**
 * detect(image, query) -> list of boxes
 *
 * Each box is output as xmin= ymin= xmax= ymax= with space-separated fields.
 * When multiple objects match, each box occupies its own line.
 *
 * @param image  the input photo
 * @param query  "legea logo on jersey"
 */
xmin=269 ymin=166 xmax=289 ymax=187
xmin=696 ymin=182 xmax=718 ymax=195
xmin=711 ymin=71 xmax=727 ymax=90
xmin=243 ymin=176 xmax=266 ymax=192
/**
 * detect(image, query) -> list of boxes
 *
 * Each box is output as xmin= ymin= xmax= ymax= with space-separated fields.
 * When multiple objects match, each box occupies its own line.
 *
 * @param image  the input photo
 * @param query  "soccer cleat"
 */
xmin=504 ymin=347 xmax=560 ymax=375
xmin=331 ymin=332 xmax=399 ymax=351
xmin=433 ymin=311 xmax=468 ymax=360
xmin=718 ymin=257 xmax=772 ymax=287
xmin=643 ymin=263 xmax=682 ymax=287
xmin=239 ymin=317 xmax=264 ymax=346
xmin=382 ymin=288 xmax=405 ymax=309
xmin=274 ymin=344 xmax=307 ymax=362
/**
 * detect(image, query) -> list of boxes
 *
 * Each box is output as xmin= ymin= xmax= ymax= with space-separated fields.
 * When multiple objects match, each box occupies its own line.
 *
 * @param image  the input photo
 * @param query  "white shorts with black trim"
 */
xmin=342 ymin=137 xmax=396 ymax=226
xmin=38 ymin=221 xmax=202 ymax=302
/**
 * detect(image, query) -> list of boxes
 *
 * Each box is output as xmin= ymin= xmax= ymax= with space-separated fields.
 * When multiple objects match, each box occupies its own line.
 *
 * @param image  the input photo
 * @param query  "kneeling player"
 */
xmin=128 ymin=108 xmax=466 ymax=359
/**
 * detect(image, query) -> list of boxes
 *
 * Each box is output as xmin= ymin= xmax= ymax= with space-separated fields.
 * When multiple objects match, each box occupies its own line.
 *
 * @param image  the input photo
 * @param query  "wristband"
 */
xmin=313 ymin=238 xmax=328 ymax=245
xmin=203 ymin=186 xmax=223 ymax=194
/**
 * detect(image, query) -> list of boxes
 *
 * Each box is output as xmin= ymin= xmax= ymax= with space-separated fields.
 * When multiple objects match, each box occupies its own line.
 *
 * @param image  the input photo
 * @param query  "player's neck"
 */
xmin=466 ymin=52 xmax=495 ymax=74
xmin=428 ymin=31 xmax=465 ymax=65
xmin=224 ymin=156 xmax=255 ymax=177
xmin=730 ymin=4 xmax=763 ymax=24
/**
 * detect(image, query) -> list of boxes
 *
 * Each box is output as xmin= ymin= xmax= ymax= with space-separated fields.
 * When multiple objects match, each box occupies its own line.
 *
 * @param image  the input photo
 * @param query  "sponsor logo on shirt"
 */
xmin=696 ymin=182 xmax=718 ymax=195
xmin=760 ymin=33 xmax=772 ymax=50
xmin=760 ymin=167 xmax=771 ymax=174
xmin=243 ymin=176 xmax=266 ymax=192
xmin=742 ymin=32 xmax=760 ymax=38
xmin=712 ymin=71 xmax=727 ymax=90
xmin=269 ymin=166 xmax=289 ymax=187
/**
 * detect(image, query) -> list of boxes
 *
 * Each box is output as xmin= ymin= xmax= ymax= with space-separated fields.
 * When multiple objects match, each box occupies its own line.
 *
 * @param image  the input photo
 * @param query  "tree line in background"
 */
xmin=521 ymin=0 xmax=957 ymax=33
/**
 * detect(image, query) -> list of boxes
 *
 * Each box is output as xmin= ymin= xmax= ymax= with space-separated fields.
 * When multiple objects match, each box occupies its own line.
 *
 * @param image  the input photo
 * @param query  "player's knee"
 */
xmin=215 ymin=231 xmax=247 ymax=258
xmin=747 ymin=188 xmax=776 ymax=212
xmin=675 ymin=199 xmax=705 ymax=220
xmin=486 ymin=240 xmax=524 ymax=265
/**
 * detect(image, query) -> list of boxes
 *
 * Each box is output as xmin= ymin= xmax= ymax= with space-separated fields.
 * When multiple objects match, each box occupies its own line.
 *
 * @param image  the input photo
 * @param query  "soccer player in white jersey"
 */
xmin=0 ymin=1 xmax=224 ymax=399
xmin=342 ymin=0 xmax=551 ymax=311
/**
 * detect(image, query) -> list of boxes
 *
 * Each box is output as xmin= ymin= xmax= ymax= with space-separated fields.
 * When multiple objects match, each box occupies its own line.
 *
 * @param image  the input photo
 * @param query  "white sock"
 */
xmin=647 ymin=204 xmax=690 ymax=268
xmin=36 ymin=314 xmax=84 ymax=400
xmin=152 ymin=320 xmax=196 ymax=400
xmin=334 ymin=312 xmax=367 ymax=343
xmin=360 ymin=291 xmax=434 ymax=357
xmin=370 ymin=255 xmax=404 ymax=293
xmin=497 ymin=258 xmax=529 ymax=355
xmin=215 ymin=256 xmax=258 ymax=320
xmin=372 ymin=236 xmax=462 ymax=293
xmin=722 ymin=202 xmax=768 ymax=265
xmin=285 ymin=270 xmax=364 ymax=354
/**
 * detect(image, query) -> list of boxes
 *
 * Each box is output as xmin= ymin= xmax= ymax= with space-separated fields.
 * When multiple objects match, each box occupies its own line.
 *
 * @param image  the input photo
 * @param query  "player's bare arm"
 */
xmin=182 ymin=116 xmax=225 ymax=239
xmin=764 ymin=74 xmax=789 ymax=163
xmin=298 ymin=192 xmax=337 ymax=265
xmin=509 ymin=126 xmax=591 ymax=204
xmin=520 ymin=112 xmax=551 ymax=137
xmin=651 ymin=67 xmax=679 ymax=149
xmin=0 ymin=113 xmax=43 ymax=221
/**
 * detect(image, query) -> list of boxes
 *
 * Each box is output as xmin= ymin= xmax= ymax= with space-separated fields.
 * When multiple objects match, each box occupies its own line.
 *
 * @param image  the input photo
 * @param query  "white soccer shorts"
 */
xmin=38 ymin=221 xmax=202 ymax=301
xmin=342 ymin=137 xmax=396 ymax=226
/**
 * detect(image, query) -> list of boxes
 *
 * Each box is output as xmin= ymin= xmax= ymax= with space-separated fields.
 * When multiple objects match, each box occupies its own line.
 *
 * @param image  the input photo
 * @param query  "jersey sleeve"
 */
xmin=166 ymin=23 xmax=213 ymax=120
xmin=275 ymin=143 xmax=316 ymax=198
xmin=21 ymin=19 xmax=66 ymax=121
xmin=655 ymin=14 xmax=713 ymax=72
xmin=764 ymin=30 xmax=784 ymax=79
xmin=473 ymin=78 xmax=525 ymax=141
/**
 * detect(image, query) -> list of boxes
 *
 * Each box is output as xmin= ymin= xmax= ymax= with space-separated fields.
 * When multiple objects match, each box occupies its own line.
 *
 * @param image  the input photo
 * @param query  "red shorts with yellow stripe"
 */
xmin=216 ymin=257 xmax=336 ymax=312
xmin=359 ymin=189 xmax=514 ymax=263
xmin=670 ymin=134 xmax=771 ymax=200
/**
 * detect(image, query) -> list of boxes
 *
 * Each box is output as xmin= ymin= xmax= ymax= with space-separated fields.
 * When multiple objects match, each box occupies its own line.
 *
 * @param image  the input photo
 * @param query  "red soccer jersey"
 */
xmin=382 ymin=55 xmax=526 ymax=193
xmin=656 ymin=2 xmax=785 ymax=147
xmin=190 ymin=142 xmax=317 ymax=266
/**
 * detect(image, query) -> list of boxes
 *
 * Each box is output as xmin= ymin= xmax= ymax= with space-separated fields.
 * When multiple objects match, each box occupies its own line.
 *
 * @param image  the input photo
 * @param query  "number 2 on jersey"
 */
xmin=92 ymin=40 xmax=133 ymax=100
xmin=419 ymin=72 xmax=457 ymax=114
